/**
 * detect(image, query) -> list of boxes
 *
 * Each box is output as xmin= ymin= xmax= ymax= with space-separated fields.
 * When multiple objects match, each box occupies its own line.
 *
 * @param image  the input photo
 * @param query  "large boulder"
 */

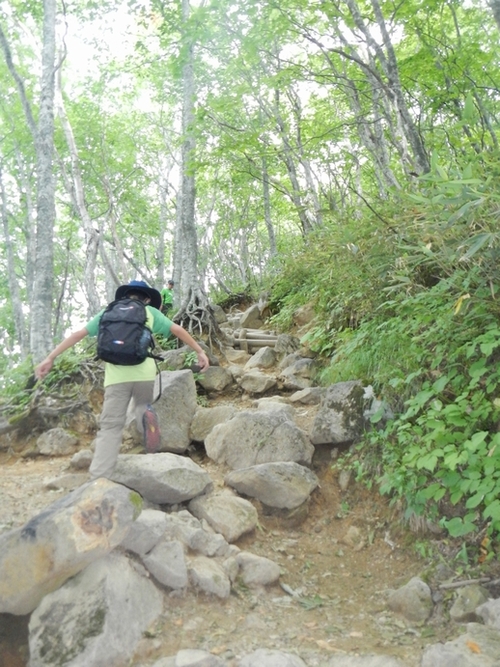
xmin=111 ymin=453 xmax=213 ymax=505
xmin=187 ymin=556 xmax=231 ymax=598
xmin=244 ymin=347 xmax=277 ymax=370
xmin=28 ymin=551 xmax=163 ymax=667
xmin=387 ymin=576 xmax=433 ymax=625
xmin=190 ymin=405 xmax=237 ymax=442
xmin=240 ymin=304 xmax=263 ymax=329
xmin=421 ymin=622 xmax=500 ymax=667
xmin=36 ymin=428 xmax=79 ymax=456
xmin=188 ymin=492 xmax=258 ymax=543
xmin=310 ymin=381 xmax=366 ymax=445
xmin=239 ymin=370 xmax=277 ymax=395
xmin=205 ymin=410 xmax=314 ymax=470
xmin=155 ymin=370 xmax=198 ymax=453
xmin=196 ymin=366 xmax=233 ymax=393
xmin=225 ymin=462 xmax=319 ymax=509
xmin=0 ymin=479 xmax=141 ymax=615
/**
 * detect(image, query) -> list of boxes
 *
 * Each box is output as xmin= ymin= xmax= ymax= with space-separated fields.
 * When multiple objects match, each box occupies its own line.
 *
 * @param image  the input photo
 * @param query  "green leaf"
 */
xmin=442 ymin=516 xmax=476 ymax=537
xmin=465 ymin=493 xmax=484 ymax=509
xmin=432 ymin=375 xmax=449 ymax=393
xmin=459 ymin=233 xmax=493 ymax=261
xmin=462 ymin=93 xmax=475 ymax=121
xmin=483 ymin=500 xmax=500 ymax=521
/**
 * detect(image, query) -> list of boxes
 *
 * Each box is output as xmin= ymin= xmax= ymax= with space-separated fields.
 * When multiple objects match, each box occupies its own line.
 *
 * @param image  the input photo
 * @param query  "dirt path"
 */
xmin=0 ymin=440 xmax=457 ymax=667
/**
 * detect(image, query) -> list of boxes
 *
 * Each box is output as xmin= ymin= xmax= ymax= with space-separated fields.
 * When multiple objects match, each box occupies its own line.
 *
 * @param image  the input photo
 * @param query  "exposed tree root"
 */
xmin=173 ymin=286 xmax=230 ymax=350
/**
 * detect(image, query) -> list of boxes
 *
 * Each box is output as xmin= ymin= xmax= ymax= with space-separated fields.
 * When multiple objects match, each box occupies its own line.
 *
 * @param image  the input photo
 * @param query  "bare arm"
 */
xmin=35 ymin=328 xmax=89 ymax=379
xmin=170 ymin=323 xmax=210 ymax=371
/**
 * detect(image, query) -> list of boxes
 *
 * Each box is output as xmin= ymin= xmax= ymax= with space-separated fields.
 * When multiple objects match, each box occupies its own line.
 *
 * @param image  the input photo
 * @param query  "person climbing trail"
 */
xmin=35 ymin=280 xmax=209 ymax=479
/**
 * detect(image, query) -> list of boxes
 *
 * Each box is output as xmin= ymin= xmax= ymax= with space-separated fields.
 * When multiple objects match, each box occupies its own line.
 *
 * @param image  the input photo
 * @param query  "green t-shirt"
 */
xmin=86 ymin=305 xmax=173 ymax=387
xmin=160 ymin=288 xmax=173 ymax=307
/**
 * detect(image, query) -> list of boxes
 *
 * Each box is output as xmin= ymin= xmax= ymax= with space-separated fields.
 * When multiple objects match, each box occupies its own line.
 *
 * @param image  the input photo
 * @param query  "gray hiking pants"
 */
xmin=89 ymin=380 xmax=154 ymax=480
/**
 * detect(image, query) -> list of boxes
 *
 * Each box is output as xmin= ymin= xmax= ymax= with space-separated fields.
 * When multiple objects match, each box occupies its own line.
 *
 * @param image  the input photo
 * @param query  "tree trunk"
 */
xmin=489 ymin=0 xmax=500 ymax=31
xmin=346 ymin=0 xmax=429 ymax=173
xmin=30 ymin=0 xmax=57 ymax=362
xmin=13 ymin=144 xmax=37 ymax=301
xmin=261 ymin=155 xmax=277 ymax=257
xmin=0 ymin=168 xmax=28 ymax=358
xmin=174 ymin=0 xmax=215 ymax=339
xmin=56 ymin=72 xmax=101 ymax=316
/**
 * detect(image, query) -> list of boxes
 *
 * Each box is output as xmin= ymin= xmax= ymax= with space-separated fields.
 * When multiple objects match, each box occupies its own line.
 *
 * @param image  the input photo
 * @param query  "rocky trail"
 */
xmin=1 ymin=305 xmax=500 ymax=667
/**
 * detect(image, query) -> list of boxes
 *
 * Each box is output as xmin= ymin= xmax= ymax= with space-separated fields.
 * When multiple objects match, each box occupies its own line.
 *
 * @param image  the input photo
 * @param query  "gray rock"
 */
xmin=222 ymin=556 xmax=239 ymax=583
xmin=69 ymin=449 xmax=93 ymax=470
xmin=238 ymin=649 xmax=306 ymax=666
xmin=325 ymin=657 xmax=406 ymax=667
xmin=188 ymin=556 xmax=231 ymax=598
xmin=279 ymin=352 xmax=303 ymax=370
xmin=449 ymin=584 xmax=490 ymax=623
xmin=387 ymin=576 xmax=433 ymax=625
xmin=235 ymin=551 xmax=280 ymax=587
xmin=36 ymin=427 xmax=78 ymax=456
xmin=190 ymin=405 xmax=236 ymax=442
xmin=155 ymin=370 xmax=198 ymax=453
xmin=142 ymin=539 xmax=188 ymax=589
xmin=278 ymin=357 xmax=317 ymax=390
xmin=174 ymin=649 xmax=225 ymax=666
xmin=189 ymin=492 xmax=258 ymax=543
xmin=244 ymin=347 xmax=277 ymax=370
xmin=252 ymin=396 xmax=289 ymax=407
xmin=43 ymin=473 xmax=89 ymax=492
xmin=274 ymin=335 xmax=300 ymax=356
xmin=228 ymin=364 xmax=245 ymax=381
xmin=476 ymin=597 xmax=500 ymax=629
xmin=210 ymin=304 xmax=227 ymax=324
xmin=28 ymin=551 xmax=163 ymax=667
xmin=161 ymin=510 xmax=230 ymax=557
xmin=310 ymin=381 xmax=366 ymax=445
xmin=289 ymin=387 xmax=326 ymax=405
xmin=196 ymin=366 xmax=233 ymax=392
xmin=225 ymin=462 xmax=319 ymax=509
xmin=255 ymin=402 xmax=295 ymax=420
xmin=421 ymin=622 xmax=500 ymax=666
xmin=223 ymin=348 xmax=251 ymax=365
xmin=120 ymin=508 xmax=170 ymax=556
xmin=205 ymin=410 xmax=314 ymax=470
xmin=240 ymin=304 xmax=263 ymax=329
xmin=239 ymin=370 xmax=277 ymax=395
xmin=0 ymin=478 xmax=141 ymax=615
xmin=111 ymin=453 xmax=213 ymax=505
xmin=282 ymin=358 xmax=316 ymax=379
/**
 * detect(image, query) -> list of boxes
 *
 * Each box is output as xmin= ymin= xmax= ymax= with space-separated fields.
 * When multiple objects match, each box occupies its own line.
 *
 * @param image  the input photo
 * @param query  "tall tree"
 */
xmin=173 ymin=0 xmax=213 ymax=331
xmin=0 ymin=0 xmax=57 ymax=361
xmin=30 ymin=0 xmax=57 ymax=361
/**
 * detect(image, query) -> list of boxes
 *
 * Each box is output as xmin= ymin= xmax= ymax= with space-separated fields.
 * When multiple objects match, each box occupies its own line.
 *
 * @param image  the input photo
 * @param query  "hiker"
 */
xmin=35 ymin=280 xmax=209 ymax=480
xmin=160 ymin=279 xmax=174 ymax=315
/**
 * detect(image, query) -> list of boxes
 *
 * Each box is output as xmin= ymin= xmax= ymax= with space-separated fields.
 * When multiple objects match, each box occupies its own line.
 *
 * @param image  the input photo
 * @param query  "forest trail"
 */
xmin=0 ymin=389 xmax=458 ymax=667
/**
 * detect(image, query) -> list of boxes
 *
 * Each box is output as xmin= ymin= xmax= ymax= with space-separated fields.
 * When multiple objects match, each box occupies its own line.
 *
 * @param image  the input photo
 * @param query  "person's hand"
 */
xmin=35 ymin=358 xmax=54 ymax=380
xmin=197 ymin=351 xmax=210 ymax=372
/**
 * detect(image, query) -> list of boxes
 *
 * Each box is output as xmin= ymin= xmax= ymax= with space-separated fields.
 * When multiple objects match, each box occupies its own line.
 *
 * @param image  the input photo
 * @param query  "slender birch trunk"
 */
xmin=56 ymin=73 xmax=100 ymax=316
xmin=30 ymin=0 xmax=57 ymax=361
xmin=0 ymin=168 xmax=28 ymax=357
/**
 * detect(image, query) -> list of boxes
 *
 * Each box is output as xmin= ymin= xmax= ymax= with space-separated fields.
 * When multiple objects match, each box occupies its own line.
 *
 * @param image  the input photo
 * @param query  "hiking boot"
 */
xmin=142 ymin=404 xmax=161 ymax=454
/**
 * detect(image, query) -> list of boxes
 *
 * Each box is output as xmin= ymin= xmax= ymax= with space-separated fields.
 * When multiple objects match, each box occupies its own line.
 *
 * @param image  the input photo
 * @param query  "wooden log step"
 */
xmin=236 ymin=330 xmax=278 ymax=340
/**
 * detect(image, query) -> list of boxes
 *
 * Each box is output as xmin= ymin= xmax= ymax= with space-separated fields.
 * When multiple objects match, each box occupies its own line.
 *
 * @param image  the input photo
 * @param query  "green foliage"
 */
xmin=316 ymin=162 xmax=500 ymax=541
xmin=0 ymin=345 xmax=96 ymax=425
